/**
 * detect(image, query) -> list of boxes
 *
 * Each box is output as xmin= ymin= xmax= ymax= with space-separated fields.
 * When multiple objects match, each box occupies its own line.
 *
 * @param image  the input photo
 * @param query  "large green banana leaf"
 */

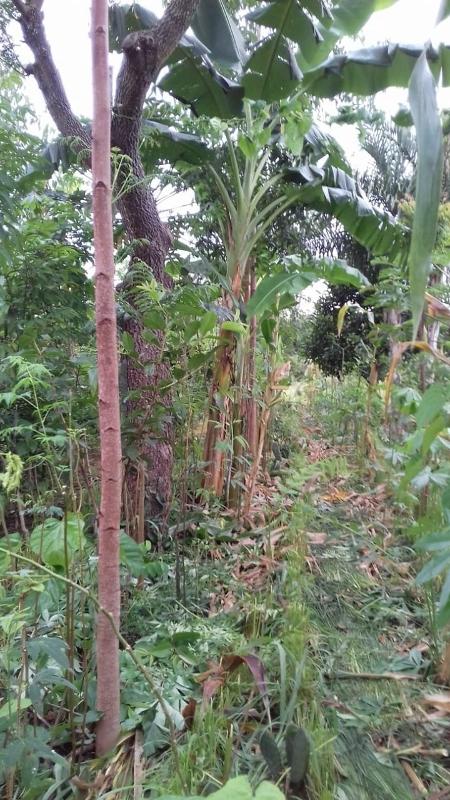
xmin=304 ymin=43 xmax=450 ymax=97
xmin=285 ymin=163 xmax=409 ymax=262
xmin=408 ymin=53 xmax=444 ymax=338
xmin=191 ymin=0 xmax=246 ymax=68
xmin=140 ymin=120 xmax=213 ymax=167
xmin=108 ymin=1 xmax=406 ymax=112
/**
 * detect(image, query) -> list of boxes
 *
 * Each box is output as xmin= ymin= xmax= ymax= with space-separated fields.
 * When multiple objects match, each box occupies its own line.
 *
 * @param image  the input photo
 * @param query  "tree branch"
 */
xmin=12 ymin=1 xmax=90 ymax=148
xmin=152 ymin=0 xmax=201 ymax=70
xmin=112 ymin=0 xmax=201 ymax=150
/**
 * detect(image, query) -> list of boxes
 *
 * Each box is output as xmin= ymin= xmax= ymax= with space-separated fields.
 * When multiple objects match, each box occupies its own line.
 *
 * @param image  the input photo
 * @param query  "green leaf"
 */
xmin=437 ymin=597 xmax=450 ymax=627
xmin=422 ymin=414 xmax=447 ymax=455
xmin=184 ymin=319 xmax=201 ymax=343
xmin=0 ymin=696 xmax=32 ymax=719
xmin=416 ymin=384 xmax=447 ymax=427
xmin=188 ymin=349 xmax=217 ymax=371
xmin=392 ymin=106 xmax=413 ymax=127
xmin=282 ymin=119 xmax=305 ymax=157
xmin=330 ymin=0 xmax=399 ymax=37
xmin=416 ymin=529 xmax=450 ymax=552
xmin=286 ymin=254 xmax=370 ymax=289
xmin=242 ymin=37 xmax=302 ymax=102
xmin=198 ymin=311 xmax=217 ymax=337
xmin=438 ymin=567 xmax=450 ymax=610
xmin=260 ymin=732 xmax=282 ymax=780
xmin=109 ymin=3 xmax=158 ymax=51
xmin=221 ymin=321 xmax=246 ymax=335
xmin=147 ymin=638 xmax=173 ymax=659
xmin=27 ymin=636 xmax=69 ymax=669
xmin=286 ymin=725 xmax=310 ymax=786
xmin=304 ymin=44 xmax=445 ymax=99
xmin=286 ymin=164 xmax=408 ymax=262
xmin=410 ymin=465 xmax=432 ymax=491
xmin=172 ymin=631 xmax=201 ymax=647
xmin=142 ymin=309 xmax=166 ymax=330
xmin=120 ymin=532 xmax=146 ymax=577
xmin=191 ymin=0 xmax=246 ymax=67
xmin=416 ymin=550 xmax=450 ymax=584
xmin=247 ymin=0 xmax=394 ymax=72
xmin=436 ymin=0 xmax=450 ymax=24
xmin=247 ymin=271 xmax=316 ymax=318
xmin=300 ymin=1 xmax=400 ymax=68
xmin=323 ymin=261 xmax=369 ymax=288
xmin=29 ymin=513 xmax=85 ymax=569
xmin=248 ymin=1 xmax=323 ymax=66
xmin=254 ymin=783 xmax=285 ymax=800
xmin=122 ymin=331 xmax=136 ymax=356
xmin=141 ymin=120 xmax=212 ymax=168
xmin=261 ymin=317 xmax=276 ymax=345
xmin=0 ymin=533 xmax=21 ymax=573
xmin=160 ymin=47 xmax=244 ymax=119
xmin=408 ymin=51 xmax=444 ymax=338
xmin=442 ymin=484 xmax=450 ymax=523
xmin=238 ymin=133 xmax=258 ymax=159
xmin=210 ymin=776 xmax=252 ymax=799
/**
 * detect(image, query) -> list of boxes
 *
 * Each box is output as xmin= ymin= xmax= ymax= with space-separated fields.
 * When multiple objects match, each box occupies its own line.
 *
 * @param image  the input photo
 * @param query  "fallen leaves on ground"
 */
xmin=233 ymin=556 xmax=278 ymax=589
xmin=422 ymin=692 xmax=450 ymax=716
xmin=195 ymin=653 xmax=269 ymax=717
xmin=307 ymin=440 xmax=346 ymax=463
xmin=306 ymin=531 xmax=327 ymax=545
xmin=321 ymin=488 xmax=353 ymax=503
xmin=209 ymin=590 xmax=237 ymax=616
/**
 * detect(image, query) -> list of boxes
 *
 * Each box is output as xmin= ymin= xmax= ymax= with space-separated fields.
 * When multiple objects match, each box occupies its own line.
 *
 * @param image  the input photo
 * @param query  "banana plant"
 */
xmin=110 ymin=0 xmax=449 ymax=331
xmin=201 ymin=102 xmax=297 ymax=498
xmin=200 ymin=102 xmax=374 ymax=504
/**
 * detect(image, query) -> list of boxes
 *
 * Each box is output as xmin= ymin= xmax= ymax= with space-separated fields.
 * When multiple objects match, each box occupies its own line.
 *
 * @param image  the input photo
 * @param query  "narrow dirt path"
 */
xmin=296 ymin=439 xmax=450 ymax=798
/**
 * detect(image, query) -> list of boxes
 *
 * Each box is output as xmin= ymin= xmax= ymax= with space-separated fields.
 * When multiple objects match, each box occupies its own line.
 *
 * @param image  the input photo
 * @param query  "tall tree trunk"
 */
xmin=115 ymin=180 xmax=173 ymax=526
xmin=109 ymin=2 xmax=200 ymax=527
xmin=91 ymin=0 xmax=122 ymax=755
xmin=14 ymin=0 xmax=201 ymax=529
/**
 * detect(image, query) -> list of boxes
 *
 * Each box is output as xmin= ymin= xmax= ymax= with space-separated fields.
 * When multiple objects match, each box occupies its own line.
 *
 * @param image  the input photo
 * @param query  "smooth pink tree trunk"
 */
xmin=92 ymin=0 xmax=122 ymax=756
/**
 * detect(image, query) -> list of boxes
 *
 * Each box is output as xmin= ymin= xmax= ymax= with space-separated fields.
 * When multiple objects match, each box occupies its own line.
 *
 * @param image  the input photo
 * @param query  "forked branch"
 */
xmin=113 ymin=0 xmax=201 ymax=146
xmin=11 ymin=0 xmax=89 ymax=147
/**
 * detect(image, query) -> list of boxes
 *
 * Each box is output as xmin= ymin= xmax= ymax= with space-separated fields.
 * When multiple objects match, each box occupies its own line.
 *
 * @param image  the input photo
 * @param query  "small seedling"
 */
xmin=260 ymin=724 xmax=311 ymax=798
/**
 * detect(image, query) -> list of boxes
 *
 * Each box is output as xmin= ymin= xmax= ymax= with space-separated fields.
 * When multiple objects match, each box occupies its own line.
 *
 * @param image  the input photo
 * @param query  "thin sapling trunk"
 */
xmin=92 ymin=0 xmax=122 ymax=755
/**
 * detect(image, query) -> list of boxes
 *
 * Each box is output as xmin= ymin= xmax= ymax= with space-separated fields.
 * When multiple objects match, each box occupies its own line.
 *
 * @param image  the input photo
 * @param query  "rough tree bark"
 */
xmin=91 ymin=0 xmax=122 ymax=755
xmin=13 ymin=0 xmax=201 ymax=528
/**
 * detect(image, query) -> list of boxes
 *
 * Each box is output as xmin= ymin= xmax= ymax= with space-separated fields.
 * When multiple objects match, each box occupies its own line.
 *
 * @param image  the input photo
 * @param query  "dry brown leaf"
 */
xmin=438 ymin=642 xmax=450 ymax=684
xmin=208 ymin=548 xmax=224 ymax=560
xmin=321 ymin=488 xmax=352 ymax=503
xmin=358 ymin=557 xmax=383 ymax=579
xmin=196 ymin=653 xmax=269 ymax=716
xmin=305 ymin=555 xmax=321 ymax=574
xmin=182 ymin=698 xmax=197 ymax=730
xmin=306 ymin=531 xmax=327 ymax=545
xmin=400 ymin=760 xmax=427 ymax=796
xmin=422 ymin=692 xmax=450 ymax=715
xmin=209 ymin=590 xmax=236 ymax=616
